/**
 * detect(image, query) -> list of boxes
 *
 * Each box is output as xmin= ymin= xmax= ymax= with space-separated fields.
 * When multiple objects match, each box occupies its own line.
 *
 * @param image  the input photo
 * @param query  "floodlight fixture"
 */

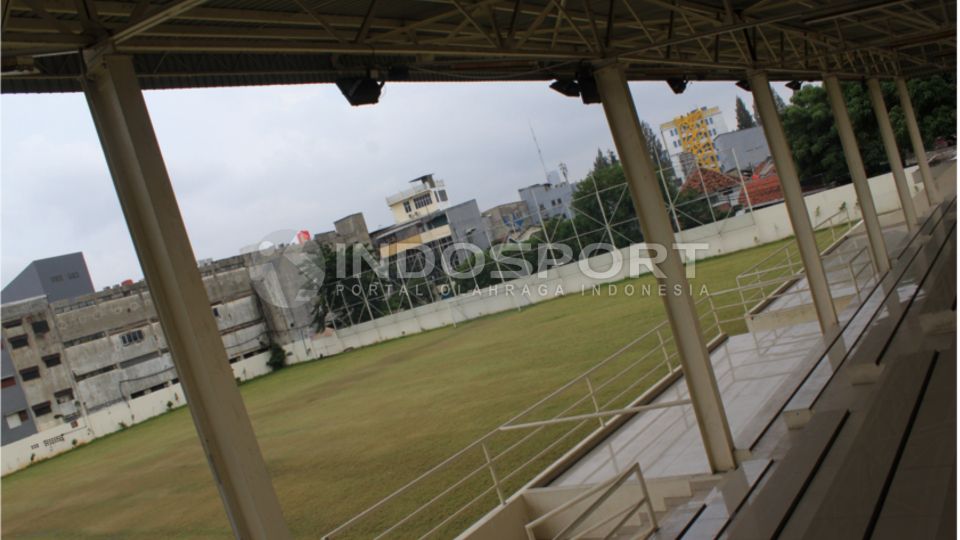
xmin=549 ymin=78 xmax=581 ymax=97
xmin=577 ymin=71 xmax=601 ymax=104
xmin=666 ymin=78 xmax=688 ymax=94
xmin=336 ymin=76 xmax=384 ymax=106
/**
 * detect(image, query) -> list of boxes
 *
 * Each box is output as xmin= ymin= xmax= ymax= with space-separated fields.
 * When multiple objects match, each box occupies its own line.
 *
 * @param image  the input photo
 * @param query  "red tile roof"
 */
xmin=739 ymin=159 xmax=784 ymax=207
xmin=678 ymin=168 xmax=741 ymax=195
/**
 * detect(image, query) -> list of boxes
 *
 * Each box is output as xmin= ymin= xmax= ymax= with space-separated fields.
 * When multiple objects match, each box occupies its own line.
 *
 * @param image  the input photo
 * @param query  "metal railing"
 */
xmin=325 ymin=208 xmax=871 ymax=540
xmin=324 ymin=291 xmax=732 ymax=539
xmin=732 ymin=207 xmax=870 ymax=319
xmin=523 ymin=463 xmax=657 ymax=540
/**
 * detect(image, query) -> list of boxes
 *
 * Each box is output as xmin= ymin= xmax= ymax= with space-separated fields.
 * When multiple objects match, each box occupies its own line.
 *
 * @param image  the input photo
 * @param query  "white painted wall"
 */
xmin=3 ymin=165 xmax=935 ymax=476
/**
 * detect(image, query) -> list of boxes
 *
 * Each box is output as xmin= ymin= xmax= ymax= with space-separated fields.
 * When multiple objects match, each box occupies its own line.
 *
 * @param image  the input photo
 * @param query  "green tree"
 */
xmin=780 ymin=85 xmax=849 ymax=188
xmin=780 ymin=74 xmax=956 ymax=184
xmin=735 ymin=97 xmax=756 ymax=129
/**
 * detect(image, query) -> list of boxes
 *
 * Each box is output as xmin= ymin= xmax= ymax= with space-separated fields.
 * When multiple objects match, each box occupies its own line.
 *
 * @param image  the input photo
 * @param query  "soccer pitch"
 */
xmin=2 ymin=237 xmax=803 ymax=538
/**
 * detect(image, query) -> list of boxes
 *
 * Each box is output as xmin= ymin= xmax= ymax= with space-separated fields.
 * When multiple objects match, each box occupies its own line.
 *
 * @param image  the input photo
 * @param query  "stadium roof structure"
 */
xmin=2 ymin=0 xmax=957 ymax=93
xmin=2 ymin=2 xmax=955 ymax=539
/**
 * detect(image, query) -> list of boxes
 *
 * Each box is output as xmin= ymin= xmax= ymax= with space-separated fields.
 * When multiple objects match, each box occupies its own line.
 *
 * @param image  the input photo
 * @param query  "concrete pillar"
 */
xmin=823 ymin=74 xmax=891 ymax=274
xmin=749 ymin=70 xmax=839 ymax=332
xmin=867 ymin=77 xmax=919 ymax=232
xmin=896 ymin=77 xmax=941 ymax=205
xmin=81 ymin=53 xmax=291 ymax=540
xmin=594 ymin=63 xmax=736 ymax=472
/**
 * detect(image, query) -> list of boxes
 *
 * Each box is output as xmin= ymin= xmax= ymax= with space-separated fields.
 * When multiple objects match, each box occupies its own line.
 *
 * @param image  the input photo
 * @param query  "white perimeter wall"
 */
xmin=2 ymin=165 xmax=932 ymax=476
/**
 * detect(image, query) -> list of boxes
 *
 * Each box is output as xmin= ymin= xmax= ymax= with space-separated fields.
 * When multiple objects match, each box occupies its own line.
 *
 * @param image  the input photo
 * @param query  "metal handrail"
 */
xmin=324 ymin=318 xmax=678 ymax=539
xmin=327 ymin=211 xmax=872 ymax=539
xmin=524 ymin=463 xmax=655 ymax=540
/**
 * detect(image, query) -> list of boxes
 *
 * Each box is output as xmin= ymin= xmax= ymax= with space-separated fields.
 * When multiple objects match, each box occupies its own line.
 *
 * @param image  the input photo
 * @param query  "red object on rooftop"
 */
xmin=296 ymin=230 xmax=311 ymax=245
xmin=121 ymin=279 xmax=134 ymax=286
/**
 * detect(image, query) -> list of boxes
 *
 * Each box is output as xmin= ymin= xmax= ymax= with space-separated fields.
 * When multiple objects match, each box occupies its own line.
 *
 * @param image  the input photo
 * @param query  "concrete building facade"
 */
xmin=713 ymin=126 xmax=772 ymax=174
xmin=371 ymin=176 xmax=488 ymax=268
xmin=1 ymin=345 xmax=38 ymax=443
xmin=518 ymin=181 xmax=575 ymax=224
xmin=0 ymin=252 xmax=311 ymax=442
xmin=386 ymin=174 xmax=449 ymax=224
xmin=314 ymin=213 xmax=371 ymax=248
xmin=482 ymin=201 xmax=530 ymax=243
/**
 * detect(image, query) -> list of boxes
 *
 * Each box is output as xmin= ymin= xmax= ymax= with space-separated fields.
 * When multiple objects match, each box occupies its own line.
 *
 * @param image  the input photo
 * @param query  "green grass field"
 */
xmin=1 ymin=235 xmax=815 ymax=539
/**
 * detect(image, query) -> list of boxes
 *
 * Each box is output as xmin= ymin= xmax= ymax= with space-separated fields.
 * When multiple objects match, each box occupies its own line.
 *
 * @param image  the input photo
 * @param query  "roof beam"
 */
xmin=112 ymin=0 xmax=209 ymax=43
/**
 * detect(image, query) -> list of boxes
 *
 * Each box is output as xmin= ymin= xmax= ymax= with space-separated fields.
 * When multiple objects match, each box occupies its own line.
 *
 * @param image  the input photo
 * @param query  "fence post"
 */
xmin=656 ymin=329 xmax=672 ymax=370
xmin=481 ymin=441 xmax=506 ymax=505
xmin=585 ymin=377 xmax=604 ymax=428
xmin=708 ymin=294 xmax=721 ymax=337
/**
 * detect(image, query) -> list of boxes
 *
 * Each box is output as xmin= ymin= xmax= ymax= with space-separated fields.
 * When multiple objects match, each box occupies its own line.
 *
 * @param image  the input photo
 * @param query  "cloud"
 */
xmin=2 ymin=80 xmax=793 ymax=290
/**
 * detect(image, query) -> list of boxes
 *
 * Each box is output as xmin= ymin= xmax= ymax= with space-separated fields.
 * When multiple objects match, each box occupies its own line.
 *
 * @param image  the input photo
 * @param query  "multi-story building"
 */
xmin=713 ymin=126 xmax=772 ymax=175
xmin=387 ymin=174 xmax=449 ymax=224
xmin=314 ymin=213 xmax=371 ymax=248
xmin=0 ymin=251 xmax=312 ymax=442
xmin=371 ymin=175 xmax=488 ymax=268
xmin=1 ymin=345 xmax=37 ymax=443
xmin=660 ymin=106 xmax=730 ymax=182
xmin=1 ymin=252 xmax=95 ymax=304
xmin=482 ymin=201 xmax=530 ymax=243
xmin=518 ymin=181 xmax=575 ymax=224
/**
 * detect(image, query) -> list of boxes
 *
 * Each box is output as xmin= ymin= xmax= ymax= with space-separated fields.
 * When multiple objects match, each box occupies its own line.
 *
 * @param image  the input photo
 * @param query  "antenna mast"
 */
xmin=528 ymin=122 xmax=550 ymax=183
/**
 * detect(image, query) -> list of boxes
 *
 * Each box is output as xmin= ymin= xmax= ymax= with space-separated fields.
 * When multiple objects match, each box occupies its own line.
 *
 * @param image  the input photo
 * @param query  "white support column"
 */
xmin=823 ymin=74 xmax=891 ymax=274
xmin=896 ymin=77 xmax=941 ymax=205
xmin=867 ymin=77 xmax=919 ymax=231
xmin=594 ymin=64 xmax=736 ymax=473
xmin=749 ymin=70 xmax=838 ymax=332
xmin=81 ymin=53 xmax=291 ymax=540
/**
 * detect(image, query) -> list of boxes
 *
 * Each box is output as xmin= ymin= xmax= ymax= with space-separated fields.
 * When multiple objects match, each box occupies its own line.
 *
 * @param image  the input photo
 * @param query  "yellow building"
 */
xmin=660 ymin=106 xmax=729 ymax=180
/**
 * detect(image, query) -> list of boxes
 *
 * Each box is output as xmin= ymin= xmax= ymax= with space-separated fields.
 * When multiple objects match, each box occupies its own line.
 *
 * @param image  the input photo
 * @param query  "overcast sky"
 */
xmin=1 ymin=79 xmax=793 ymax=290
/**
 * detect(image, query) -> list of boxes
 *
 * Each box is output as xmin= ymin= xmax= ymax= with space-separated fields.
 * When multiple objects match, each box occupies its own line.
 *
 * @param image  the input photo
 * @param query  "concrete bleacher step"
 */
xmin=781 ymin=202 xmax=956 ymax=430
xmin=521 ymin=472 xmax=720 ymax=539
xmin=872 ymin=349 xmax=956 ymax=540
xmin=745 ymin=295 xmax=855 ymax=333
xmin=716 ymin=409 xmax=847 ymax=539
xmin=669 ymin=459 xmax=771 ymax=539
xmin=775 ymin=349 xmax=940 ymax=539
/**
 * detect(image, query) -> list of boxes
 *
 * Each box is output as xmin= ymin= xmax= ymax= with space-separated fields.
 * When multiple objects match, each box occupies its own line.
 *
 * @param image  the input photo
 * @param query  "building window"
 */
xmin=120 ymin=329 xmax=145 ymax=346
xmin=403 ymin=201 xmax=411 ymax=212
xmin=67 ymin=272 xmax=80 ymax=279
xmin=437 ymin=190 xmax=448 ymax=202
xmin=31 ymin=401 xmax=52 ymax=416
xmin=2 ymin=319 xmax=21 ymax=329
xmin=50 ymin=275 xmax=64 ymax=283
xmin=42 ymin=354 xmax=61 ymax=368
xmin=54 ymin=388 xmax=74 ymax=403
xmin=5 ymin=410 xmax=28 ymax=429
xmin=1 ymin=377 xmax=15 ymax=388
xmin=19 ymin=366 xmax=40 ymax=381
xmin=9 ymin=335 xmax=28 ymax=349
xmin=413 ymin=193 xmax=432 ymax=209
xmin=31 ymin=320 xmax=50 ymax=335
xmin=212 ymin=307 xmax=220 ymax=318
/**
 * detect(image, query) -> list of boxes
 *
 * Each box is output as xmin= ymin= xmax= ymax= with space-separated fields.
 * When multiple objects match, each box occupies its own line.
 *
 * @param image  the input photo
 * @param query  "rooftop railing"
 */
xmin=386 ymin=179 xmax=445 ymax=206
